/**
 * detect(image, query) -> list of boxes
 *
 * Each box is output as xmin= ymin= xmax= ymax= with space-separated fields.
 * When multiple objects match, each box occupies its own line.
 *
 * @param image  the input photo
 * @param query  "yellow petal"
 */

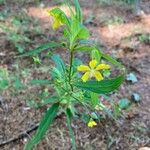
xmin=81 ymin=72 xmax=90 ymax=82
xmin=52 ymin=20 xmax=62 ymax=29
xmin=94 ymin=71 xmax=104 ymax=81
xmin=88 ymin=120 xmax=97 ymax=127
xmin=77 ymin=65 xmax=90 ymax=71
xmin=87 ymin=122 xmax=92 ymax=127
xmin=92 ymin=121 xmax=97 ymax=126
xmin=48 ymin=11 xmax=53 ymax=16
xmin=96 ymin=64 xmax=110 ymax=70
xmin=89 ymin=59 xmax=98 ymax=68
xmin=48 ymin=11 xmax=63 ymax=29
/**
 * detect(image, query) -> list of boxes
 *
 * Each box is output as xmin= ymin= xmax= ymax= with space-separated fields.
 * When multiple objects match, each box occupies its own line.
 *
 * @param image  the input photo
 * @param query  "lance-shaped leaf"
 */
xmin=99 ymin=50 xmax=125 ymax=69
xmin=20 ymin=42 xmax=62 ymax=57
xmin=74 ymin=75 xmax=125 ymax=94
xmin=51 ymin=54 xmax=66 ymax=75
xmin=74 ymin=0 xmax=82 ymax=22
xmin=24 ymin=103 xmax=59 ymax=150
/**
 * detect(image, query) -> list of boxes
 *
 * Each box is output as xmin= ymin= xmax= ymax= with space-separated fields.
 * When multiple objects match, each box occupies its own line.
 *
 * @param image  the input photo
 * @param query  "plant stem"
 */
xmin=69 ymin=50 xmax=74 ymax=91
xmin=66 ymin=109 xmax=76 ymax=150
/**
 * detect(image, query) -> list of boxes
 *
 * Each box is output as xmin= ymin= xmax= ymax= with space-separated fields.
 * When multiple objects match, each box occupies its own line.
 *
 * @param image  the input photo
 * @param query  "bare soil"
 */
xmin=0 ymin=0 xmax=150 ymax=150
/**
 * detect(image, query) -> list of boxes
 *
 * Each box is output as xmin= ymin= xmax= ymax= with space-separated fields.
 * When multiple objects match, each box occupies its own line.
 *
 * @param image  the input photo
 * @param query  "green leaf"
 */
xmin=72 ymin=58 xmax=82 ymax=73
xmin=74 ymin=45 xmax=94 ymax=52
xmin=42 ymin=96 xmax=60 ymax=105
xmin=33 ymin=56 xmax=41 ymax=64
xmin=20 ymin=42 xmax=62 ymax=57
xmin=29 ymin=79 xmax=52 ymax=85
xmin=0 ymin=79 xmax=8 ymax=90
xmin=81 ymin=113 xmax=90 ymax=124
xmin=74 ymin=75 xmax=125 ymax=94
xmin=91 ymin=49 xmax=101 ymax=62
xmin=103 ymin=70 xmax=111 ymax=78
xmin=90 ymin=92 xmax=99 ymax=107
xmin=49 ymin=8 xmax=70 ymax=28
xmin=51 ymin=54 xmax=66 ymax=75
xmin=0 ymin=68 xmax=9 ymax=90
xmin=74 ymin=40 xmax=94 ymax=52
xmin=74 ymin=0 xmax=82 ymax=22
xmin=24 ymin=103 xmax=59 ymax=150
xmin=13 ymin=77 xmax=24 ymax=89
xmin=70 ymin=19 xmax=89 ymax=44
xmin=78 ymin=26 xmax=89 ymax=39
xmin=119 ymin=98 xmax=130 ymax=109
xmin=91 ymin=112 xmax=99 ymax=120
xmin=99 ymin=50 xmax=125 ymax=69
xmin=113 ymin=104 xmax=121 ymax=117
xmin=16 ymin=44 xmax=25 ymax=53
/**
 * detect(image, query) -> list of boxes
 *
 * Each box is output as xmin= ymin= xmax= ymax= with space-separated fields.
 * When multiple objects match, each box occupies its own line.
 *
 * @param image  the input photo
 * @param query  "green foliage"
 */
xmin=0 ymin=9 xmax=45 ymax=54
xmin=74 ymin=75 xmax=125 ymax=94
xmin=90 ymin=92 xmax=99 ymax=108
xmin=24 ymin=103 xmax=59 ymax=150
xmin=0 ymin=22 xmax=30 ymax=53
xmin=7 ymin=0 xmax=126 ymax=149
xmin=51 ymin=54 xmax=66 ymax=76
xmin=91 ymin=49 xmax=101 ymax=62
xmin=102 ymin=16 xmax=124 ymax=26
xmin=139 ymin=34 xmax=150 ymax=44
xmin=0 ymin=0 xmax=5 ymax=5
xmin=0 ymin=68 xmax=9 ymax=91
xmin=20 ymin=42 xmax=62 ymax=57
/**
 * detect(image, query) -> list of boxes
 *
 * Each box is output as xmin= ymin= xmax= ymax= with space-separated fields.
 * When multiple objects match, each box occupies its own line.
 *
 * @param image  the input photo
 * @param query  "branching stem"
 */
xmin=68 ymin=50 xmax=74 ymax=91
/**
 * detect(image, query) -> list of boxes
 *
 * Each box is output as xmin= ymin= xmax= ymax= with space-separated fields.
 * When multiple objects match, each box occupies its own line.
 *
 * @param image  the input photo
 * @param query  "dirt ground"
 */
xmin=0 ymin=0 xmax=150 ymax=150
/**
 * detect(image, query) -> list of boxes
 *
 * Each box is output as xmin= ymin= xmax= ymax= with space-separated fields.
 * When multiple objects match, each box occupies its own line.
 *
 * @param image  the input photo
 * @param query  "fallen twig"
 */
xmin=0 ymin=123 xmax=39 ymax=147
xmin=0 ymin=111 xmax=64 ymax=147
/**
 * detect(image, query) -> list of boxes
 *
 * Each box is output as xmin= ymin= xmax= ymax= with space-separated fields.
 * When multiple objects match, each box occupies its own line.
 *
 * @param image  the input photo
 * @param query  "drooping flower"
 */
xmin=48 ymin=10 xmax=63 ymax=29
xmin=77 ymin=59 xmax=110 ymax=82
xmin=88 ymin=120 xmax=97 ymax=128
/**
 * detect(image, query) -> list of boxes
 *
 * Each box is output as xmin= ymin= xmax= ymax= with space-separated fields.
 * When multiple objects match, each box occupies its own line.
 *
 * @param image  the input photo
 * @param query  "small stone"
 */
xmin=138 ymin=147 xmax=150 ymax=150
xmin=126 ymin=73 xmax=138 ymax=83
xmin=131 ymin=93 xmax=141 ymax=102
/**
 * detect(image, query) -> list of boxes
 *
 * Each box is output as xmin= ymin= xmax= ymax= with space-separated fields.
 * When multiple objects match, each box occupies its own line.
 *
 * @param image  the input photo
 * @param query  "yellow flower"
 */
xmin=77 ymin=59 xmax=110 ymax=82
xmin=88 ymin=120 xmax=97 ymax=128
xmin=48 ymin=10 xmax=63 ymax=29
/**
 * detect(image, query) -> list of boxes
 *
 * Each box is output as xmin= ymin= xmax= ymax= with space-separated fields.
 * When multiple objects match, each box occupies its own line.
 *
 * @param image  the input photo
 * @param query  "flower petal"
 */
xmin=81 ymin=72 xmax=90 ymax=82
xmin=96 ymin=64 xmax=110 ymax=70
xmin=77 ymin=65 xmax=90 ymax=72
xmin=52 ymin=20 xmax=62 ymax=29
xmin=89 ymin=59 xmax=98 ymax=68
xmin=48 ymin=11 xmax=63 ymax=29
xmin=94 ymin=71 xmax=104 ymax=81
xmin=88 ymin=120 xmax=97 ymax=127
